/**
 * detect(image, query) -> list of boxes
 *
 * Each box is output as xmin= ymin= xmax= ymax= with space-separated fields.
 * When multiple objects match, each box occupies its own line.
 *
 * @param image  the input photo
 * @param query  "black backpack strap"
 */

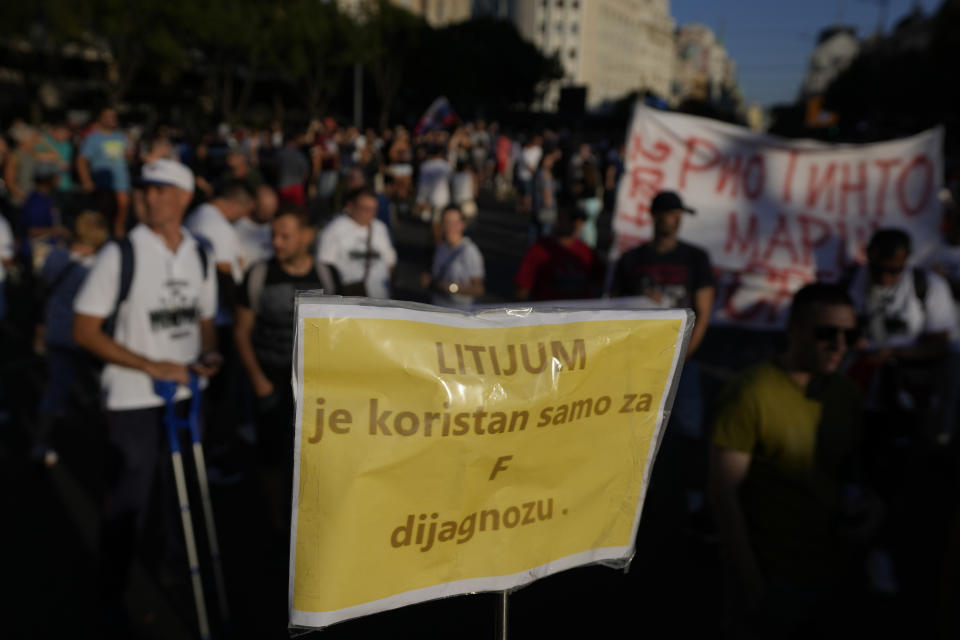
xmin=194 ymin=234 xmax=211 ymax=280
xmin=116 ymin=236 xmax=135 ymax=308
xmin=912 ymin=267 xmax=928 ymax=307
xmin=103 ymin=236 xmax=134 ymax=337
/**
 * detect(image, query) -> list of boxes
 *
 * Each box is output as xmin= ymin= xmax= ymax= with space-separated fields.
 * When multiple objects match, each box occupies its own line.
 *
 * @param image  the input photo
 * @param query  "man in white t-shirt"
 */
xmin=73 ymin=159 xmax=220 ymax=622
xmin=186 ymin=180 xmax=255 ymax=283
xmin=847 ymin=228 xmax=956 ymax=424
xmin=415 ymin=145 xmax=452 ymax=225
xmin=236 ymin=184 xmax=278 ymax=270
xmin=318 ymin=187 xmax=396 ymax=299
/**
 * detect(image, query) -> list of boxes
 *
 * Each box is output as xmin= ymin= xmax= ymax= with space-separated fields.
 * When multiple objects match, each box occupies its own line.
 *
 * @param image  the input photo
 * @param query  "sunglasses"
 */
xmin=813 ymin=325 xmax=860 ymax=345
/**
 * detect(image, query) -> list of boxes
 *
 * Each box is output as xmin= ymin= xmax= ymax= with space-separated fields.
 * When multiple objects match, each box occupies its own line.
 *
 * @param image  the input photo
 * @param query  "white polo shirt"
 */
xmin=236 ymin=216 xmax=273 ymax=271
xmin=74 ymin=224 xmax=217 ymax=410
xmin=317 ymin=214 xmax=396 ymax=299
xmin=187 ymin=202 xmax=244 ymax=283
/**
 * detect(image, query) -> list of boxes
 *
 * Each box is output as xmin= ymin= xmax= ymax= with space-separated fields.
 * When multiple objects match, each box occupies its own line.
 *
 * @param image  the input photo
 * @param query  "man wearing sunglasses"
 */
xmin=709 ymin=283 xmax=875 ymax=635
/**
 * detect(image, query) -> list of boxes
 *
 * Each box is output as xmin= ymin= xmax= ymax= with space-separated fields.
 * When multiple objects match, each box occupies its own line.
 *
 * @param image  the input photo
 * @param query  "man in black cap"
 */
xmin=610 ymin=190 xmax=716 ymax=583
xmin=610 ymin=190 xmax=714 ymax=356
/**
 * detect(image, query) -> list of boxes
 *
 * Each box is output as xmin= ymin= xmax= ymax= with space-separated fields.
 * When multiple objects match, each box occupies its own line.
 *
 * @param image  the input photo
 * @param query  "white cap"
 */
xmin=140 ymin=159 xmax=194 ymax=193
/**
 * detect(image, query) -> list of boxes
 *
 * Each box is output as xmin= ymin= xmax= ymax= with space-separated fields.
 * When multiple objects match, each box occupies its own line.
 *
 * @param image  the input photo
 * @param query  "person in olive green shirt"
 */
xmin=708 ymin=283 xmax=880 ymax=637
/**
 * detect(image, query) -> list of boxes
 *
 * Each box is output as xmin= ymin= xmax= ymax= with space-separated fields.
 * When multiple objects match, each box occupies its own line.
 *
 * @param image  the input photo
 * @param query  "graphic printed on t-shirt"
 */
xmin=348 ymin=248 xmax=382 ymax=262
xmin=150 ymin=278 xmax=201 ymax=339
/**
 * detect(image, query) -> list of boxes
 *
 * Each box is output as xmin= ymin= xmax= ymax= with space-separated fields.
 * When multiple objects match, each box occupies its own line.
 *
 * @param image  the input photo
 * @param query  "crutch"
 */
xmin=155 ymin=375 xmax=230 ymax=639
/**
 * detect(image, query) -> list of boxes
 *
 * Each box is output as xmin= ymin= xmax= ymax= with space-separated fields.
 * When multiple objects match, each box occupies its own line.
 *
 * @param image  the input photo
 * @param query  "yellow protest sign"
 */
xmin=289 ymin=300 xmax=691 ymax=629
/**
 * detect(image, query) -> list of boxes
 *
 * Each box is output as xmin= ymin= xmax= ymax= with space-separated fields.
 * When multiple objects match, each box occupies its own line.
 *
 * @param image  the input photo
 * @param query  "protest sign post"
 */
xmin=288 ymin=296 xmax=692 ymax=631
xmin=614 ymin=105 xmax=944 ymax=328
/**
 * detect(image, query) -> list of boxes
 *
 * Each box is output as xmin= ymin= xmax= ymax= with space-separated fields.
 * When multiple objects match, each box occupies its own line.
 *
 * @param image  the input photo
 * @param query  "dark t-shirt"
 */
xmin=610 ymin=240 xmax=714 ymax=308
xmin=239 ymin=257 xmax=325 ymax=374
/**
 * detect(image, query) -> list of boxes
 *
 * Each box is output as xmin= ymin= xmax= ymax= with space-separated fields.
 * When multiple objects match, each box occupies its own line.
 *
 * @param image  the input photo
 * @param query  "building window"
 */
xmin=557 ymin=0 xmax=564 ymax=7
xmin=556 ymin=21 xmax=563 ymax=33
xmin=569 ymin=48 xmax=577 ymax=59
xmin=540 ymin=22 xmax=546 ymax=33
xmin=571 ymin=23 xmax=578 ymax=34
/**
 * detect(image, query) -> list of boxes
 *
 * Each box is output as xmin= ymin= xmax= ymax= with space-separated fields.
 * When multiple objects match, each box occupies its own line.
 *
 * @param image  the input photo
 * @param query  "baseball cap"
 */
xmin=140 ymin=159 xmax=195 ymax=193
xmin=650 ymin=190 xmax=695 ymax=215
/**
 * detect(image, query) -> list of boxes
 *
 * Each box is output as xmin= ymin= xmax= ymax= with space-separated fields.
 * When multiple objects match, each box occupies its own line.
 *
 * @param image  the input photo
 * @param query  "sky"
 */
xmin=671 ymin=0 xmax=944 ymax=107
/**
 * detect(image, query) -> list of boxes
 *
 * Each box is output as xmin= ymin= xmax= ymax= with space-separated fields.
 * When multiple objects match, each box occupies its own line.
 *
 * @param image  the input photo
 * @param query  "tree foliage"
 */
xmin=824 ymin=0 xmax=960 ymax=140
xmin=0 ymin=0 xmax=570 ymax=126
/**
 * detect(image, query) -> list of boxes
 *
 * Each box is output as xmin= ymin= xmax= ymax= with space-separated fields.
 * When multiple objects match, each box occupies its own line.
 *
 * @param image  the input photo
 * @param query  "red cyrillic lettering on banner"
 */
xmin=743 ymin=155 xmax=765 ymax=200
xmin=629 ymin=166 xmax=664 ymax=219
xmin=715 ymin=156 xmax=742 ymax=197
xmin=761 ymin=214 xmax=799 ymax=264
xmin=724 ymin=212 xmax=760 ymax=261
xmin=896 ymin=154 xmax=934 ymax=218
xmin=783 ymin=150 xmax=799 ymax=203
xmin=872 ymin=158 xmax=901 ymax=219
xmin=840 ymin=162 xmax=868 ymax=217
xmin=798 ymin=214 xmax=832 ymax=267
xmin=806 ymin=162 xmax=837 ymax=212
xmin=632 ymin=202 xmax=651 ymax=226
xmin=629 ymin=133 xmax=671 ymax=164
xmin=679 ymin=137 xmax=721 ymax=189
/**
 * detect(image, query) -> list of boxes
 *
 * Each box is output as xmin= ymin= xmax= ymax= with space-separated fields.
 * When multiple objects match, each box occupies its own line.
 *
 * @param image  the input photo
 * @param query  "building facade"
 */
xmin=800 ymin=26 xmax=860 ymax=98
xmin=672 ymin=23 xmax=740 ymax=108
xmin=391 ymin=0 xmax=473 ymax=26
xmin=509 ymin=0 xmax=676 ymax=111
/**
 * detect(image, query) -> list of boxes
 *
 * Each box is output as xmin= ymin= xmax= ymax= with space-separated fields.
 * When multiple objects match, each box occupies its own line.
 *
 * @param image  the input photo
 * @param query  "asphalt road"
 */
xmin=0 ymin=196 xmax=949 ymax=638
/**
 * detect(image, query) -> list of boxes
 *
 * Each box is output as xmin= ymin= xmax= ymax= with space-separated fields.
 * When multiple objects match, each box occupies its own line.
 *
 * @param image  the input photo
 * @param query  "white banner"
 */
xmin=614 ymin=106 xmax=944 ymax=328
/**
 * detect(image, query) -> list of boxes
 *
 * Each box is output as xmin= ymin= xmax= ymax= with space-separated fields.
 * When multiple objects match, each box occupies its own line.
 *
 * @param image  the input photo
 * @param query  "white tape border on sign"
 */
xmin=287 ymin=295 xmax=693 ymax=630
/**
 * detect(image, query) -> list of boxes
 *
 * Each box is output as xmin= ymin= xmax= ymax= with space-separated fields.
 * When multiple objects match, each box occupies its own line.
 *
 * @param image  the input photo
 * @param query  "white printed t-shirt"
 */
xmin=0 ymin=213 xmax=13 ymax=283
xmin=847 ymin=264 xmax=957 ymax=349
xmin=317 ymin=215 xmax=396 ymax=299
xmin=74 ymin=224 xmax=217 ymax=410
xmin=416 ymin=158 xmax=452 ymax=209
xmin=236 ymin=216 xmax=273 ymax=271
xmin=187 ymin=203 xmax=244 ymax=283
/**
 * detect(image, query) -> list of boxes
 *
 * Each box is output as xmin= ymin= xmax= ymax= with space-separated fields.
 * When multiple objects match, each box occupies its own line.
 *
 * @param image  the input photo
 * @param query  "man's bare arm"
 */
xmin=233 ymin=305 xmax=273 ymax=397
xmin=708 ymin=444 xmax=765 ymax=605
xmin=688 ymin=285 xmax=715 ymax=358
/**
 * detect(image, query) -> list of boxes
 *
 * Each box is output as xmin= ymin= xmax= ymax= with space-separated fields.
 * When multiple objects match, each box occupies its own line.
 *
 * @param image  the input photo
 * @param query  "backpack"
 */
xmin=102 ymin=234 xmax=211 ymax=336
xmin=245 ymin=259 xmax=337 ymax=315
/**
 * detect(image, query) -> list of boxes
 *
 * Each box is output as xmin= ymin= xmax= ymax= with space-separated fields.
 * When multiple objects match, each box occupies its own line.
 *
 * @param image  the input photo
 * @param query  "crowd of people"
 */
xmin=0 ymin=105 xmax=958 ymax=638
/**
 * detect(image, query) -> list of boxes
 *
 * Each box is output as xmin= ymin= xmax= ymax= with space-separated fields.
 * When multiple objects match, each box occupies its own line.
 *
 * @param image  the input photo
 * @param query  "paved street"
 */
xmin=0 ymin=196 xmax=929 ymax=639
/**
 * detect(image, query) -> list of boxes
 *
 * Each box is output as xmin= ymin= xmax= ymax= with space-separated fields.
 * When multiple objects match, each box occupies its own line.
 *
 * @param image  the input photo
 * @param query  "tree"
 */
xmin=409 ymin=18 xmax=562 ymax=119
xmin=46 ymin=0 xmax=189 ymax=105
xmin=180 ymin=0 xmax=276 ymax=121
xmin=273 ymin=0 xmax=358 ymax=116
xmin=358 ymin=0 xmax=428 ymax=130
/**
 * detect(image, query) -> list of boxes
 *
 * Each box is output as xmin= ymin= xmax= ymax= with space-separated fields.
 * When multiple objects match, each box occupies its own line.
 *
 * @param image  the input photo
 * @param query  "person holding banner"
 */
xmin=709 ymin=283 xmax=877 ymax=636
